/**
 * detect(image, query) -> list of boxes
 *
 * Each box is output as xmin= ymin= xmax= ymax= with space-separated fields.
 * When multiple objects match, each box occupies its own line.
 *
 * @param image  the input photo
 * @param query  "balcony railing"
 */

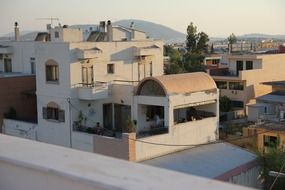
xmin=76 ymin=48 xmax=102 ymax=59
xmin=209 ymin=68 xmax=238 ymax=77
xmin=74 ymin=81 xmax=109 ymax=100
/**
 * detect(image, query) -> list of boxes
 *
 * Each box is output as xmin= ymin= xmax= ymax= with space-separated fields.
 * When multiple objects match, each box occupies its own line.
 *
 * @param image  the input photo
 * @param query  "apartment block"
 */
xmin=208 ymin=53 xmax=285 ymax=114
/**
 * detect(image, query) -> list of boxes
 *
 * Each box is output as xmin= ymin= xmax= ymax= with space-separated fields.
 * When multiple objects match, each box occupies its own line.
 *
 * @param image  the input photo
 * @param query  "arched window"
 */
xmin=45 ymin=59 xmax=59 ymax=83
xmin=43 ymin=101 xmax=65 ymax=122
xmin=137 ymin=80 xmax=166 ymax=96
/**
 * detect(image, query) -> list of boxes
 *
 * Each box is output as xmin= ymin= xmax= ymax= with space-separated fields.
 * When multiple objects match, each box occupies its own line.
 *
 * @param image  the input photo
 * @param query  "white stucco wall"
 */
xmin=69 ymin=40 xmax=164 ymax=84
xmin=71 ymin=131 xmax=94 ymax=152
xmin=112 ymin=27 xmax=132 ymax=41
xmin=3 ymin=119 xmax=38 ymax=140
xmin=136 ymin=117 xmax=219 ymax=161
xmin=0 ymin=41 xmax=36 ymax=74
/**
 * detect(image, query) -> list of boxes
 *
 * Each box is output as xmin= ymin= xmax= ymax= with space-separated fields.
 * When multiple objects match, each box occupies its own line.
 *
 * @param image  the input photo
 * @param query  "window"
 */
xmin=45 ymin=60 xmax=59 ymax=83
xmin=138 ymin=80 xmax=166 ymax=96
xmin=229 ymin=82 xmax=244 ymax=90
xmin=30 ymin=57 xmax=36 ymax=74
xmin=82 ymin=66 xmax=94 ymax=86
xmin=212 ymin=59 xmax=220 ymax=65
xmin=236 ymin=60 xmax=243 ymax=76
xmin=146 ymin=106 xmax=164 ymax=122
xmin=264 ymin=106 xmax=267 ymax=113
xmin=31 ymin=62 xmax=36 ymax=74
xmin=54 ymin=31 xmax=59 ymax=38
xmin=231 ymin=100 xmax=244 ymax=108
xmin=4 ymin=58 xmax=12 ymax=72
xmin=42 ymin=102 xmax=65 ymax=122
xmin=107 ymin=64 xmax=114 ymax=74
xmin=246 ymin=61 xmax=253 ymax=70
xmin=216 ymin=81 xmax=227 ymax=89
xmin=264 ymin=135 xmax=277 ymax=148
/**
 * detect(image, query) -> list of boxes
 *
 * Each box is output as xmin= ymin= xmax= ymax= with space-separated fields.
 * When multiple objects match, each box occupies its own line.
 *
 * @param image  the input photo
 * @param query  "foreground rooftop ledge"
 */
xmin=0 ymin=135 xmax=255 ymax=190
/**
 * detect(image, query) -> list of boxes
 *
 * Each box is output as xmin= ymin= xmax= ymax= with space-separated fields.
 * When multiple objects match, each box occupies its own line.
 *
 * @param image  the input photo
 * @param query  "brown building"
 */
xmin=243 ymin=123 xmax=285 ymax=152
xmin=0 ymin=74 xmax=37 ymax=132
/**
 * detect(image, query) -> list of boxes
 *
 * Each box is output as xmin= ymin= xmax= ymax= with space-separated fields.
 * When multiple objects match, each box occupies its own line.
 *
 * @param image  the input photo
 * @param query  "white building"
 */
xmin=3 ymin=21 xmax=218 ymax=162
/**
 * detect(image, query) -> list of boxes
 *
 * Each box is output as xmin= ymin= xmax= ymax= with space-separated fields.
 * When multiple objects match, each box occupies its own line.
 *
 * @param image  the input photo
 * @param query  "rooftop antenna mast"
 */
xmin=36 ymin=17 xmax=59 ymax=27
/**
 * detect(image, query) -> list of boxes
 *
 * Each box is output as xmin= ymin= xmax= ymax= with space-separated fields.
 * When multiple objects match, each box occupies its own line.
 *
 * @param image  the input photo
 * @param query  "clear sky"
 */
xmin=1 ymin=0 xmax=285 ymax=37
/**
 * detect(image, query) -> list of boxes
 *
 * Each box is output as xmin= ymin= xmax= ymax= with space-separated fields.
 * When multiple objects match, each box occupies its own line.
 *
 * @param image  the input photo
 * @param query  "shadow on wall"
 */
xmin=110 ymin=47 xmax=135 ymax=64
xmin=247 ymin=85 xmax=255 ymax=103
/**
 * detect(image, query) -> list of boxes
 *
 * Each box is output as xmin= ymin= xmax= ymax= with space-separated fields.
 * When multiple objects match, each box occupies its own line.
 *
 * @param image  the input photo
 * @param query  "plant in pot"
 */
xmin=74 ymin=111 xmax=86 ymax=132
xmin=123 ymin=117 xmax=136 ymax=133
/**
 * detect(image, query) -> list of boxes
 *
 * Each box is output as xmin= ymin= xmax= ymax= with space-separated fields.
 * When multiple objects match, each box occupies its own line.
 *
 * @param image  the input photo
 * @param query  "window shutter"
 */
xmin=58 ymin=109 xmax=65 ymax=122
xmin=42 ymin=107 xmax=48 ymax=119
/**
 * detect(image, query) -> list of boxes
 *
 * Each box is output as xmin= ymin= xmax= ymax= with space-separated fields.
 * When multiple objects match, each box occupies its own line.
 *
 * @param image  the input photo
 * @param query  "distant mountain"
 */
xmin=1 ymin=20 xmax=285 ymax=43
xmin=238 ymin=33 xmax=285 ymax=40
xmin=0 ymin=31 xmax=41 ymax=41
xmin=114 ymin=19 xmax=186 ymax=44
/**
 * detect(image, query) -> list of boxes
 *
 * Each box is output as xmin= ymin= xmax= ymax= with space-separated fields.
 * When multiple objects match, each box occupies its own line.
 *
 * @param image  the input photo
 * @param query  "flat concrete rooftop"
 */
xmin=0 ymin=134 xmax=255 ymax=190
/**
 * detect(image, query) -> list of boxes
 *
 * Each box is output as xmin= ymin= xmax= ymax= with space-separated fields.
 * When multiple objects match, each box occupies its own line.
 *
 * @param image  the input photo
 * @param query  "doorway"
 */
xmin=114 ymin=104 xmax=131 ymax=132
xmin=103 ymin=103 xmax=113 ymax=130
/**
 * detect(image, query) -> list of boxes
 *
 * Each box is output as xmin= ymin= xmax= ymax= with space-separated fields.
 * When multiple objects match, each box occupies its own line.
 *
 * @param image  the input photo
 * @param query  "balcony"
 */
xmin=76 ymin=48 xmax=102 ymax=59
xmin=0 ymin=45 xmax=13 ymax=54
xmin=134 ymin=45 xmax=160 ymax=57
xmin=75 ymin=81 xmax=109 ymax=100
xmin=209 ymin=68 xmax=239 ymax=77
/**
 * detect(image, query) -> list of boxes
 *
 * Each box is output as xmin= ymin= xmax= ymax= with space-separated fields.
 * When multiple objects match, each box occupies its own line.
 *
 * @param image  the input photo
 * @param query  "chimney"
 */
xmin=99 ymin=21 xmax=105 ymax=32
xmin=14 ymin=22 xmax=20 ymax=41
xmin=107 ymin=20 xmax=113 ymax=42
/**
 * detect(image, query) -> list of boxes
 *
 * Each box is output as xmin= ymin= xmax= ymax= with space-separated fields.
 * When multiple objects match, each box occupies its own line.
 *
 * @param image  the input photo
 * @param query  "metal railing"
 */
xmin=72 ymin=81 xmax=109 ymax=89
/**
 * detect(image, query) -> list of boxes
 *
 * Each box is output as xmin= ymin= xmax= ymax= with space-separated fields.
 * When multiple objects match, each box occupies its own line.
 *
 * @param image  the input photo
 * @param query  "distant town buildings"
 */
xmin=208 ymin=53 xmax=285 ymax=115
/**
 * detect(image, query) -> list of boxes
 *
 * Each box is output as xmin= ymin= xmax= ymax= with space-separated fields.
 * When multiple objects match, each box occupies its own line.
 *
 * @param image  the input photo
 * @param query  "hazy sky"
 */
xmin=1 ymin=0 xmax=285 ymax=37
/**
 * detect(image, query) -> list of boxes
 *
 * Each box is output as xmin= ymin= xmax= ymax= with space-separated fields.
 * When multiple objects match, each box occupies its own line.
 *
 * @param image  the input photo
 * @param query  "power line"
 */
xmin=269 ymin=159 xmax=285 ymax=190
xmin=67 ymin=98 xmax=283 ymax=148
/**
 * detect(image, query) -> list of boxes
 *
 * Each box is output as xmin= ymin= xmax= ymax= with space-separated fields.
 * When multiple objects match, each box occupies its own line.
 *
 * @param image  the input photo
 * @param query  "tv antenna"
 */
xmin=36 ymin=17 xmax=59 ymax=27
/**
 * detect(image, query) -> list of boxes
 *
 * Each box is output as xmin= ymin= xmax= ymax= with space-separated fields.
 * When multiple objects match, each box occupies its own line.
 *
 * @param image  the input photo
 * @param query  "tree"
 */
xmin=210 ymin=43 xmax=214 ymax=54
xmin=258 ymin=139 xmax=285 ymax=190
xmin=227 ymin=33 xmax=237 ymax=54
xmin=183 ymin=53 xmax=206 ymax=72
xmin=197 ymin=32 xmax=209 ymax=54
xmin=164 ymin=45 xmax=182 ymax=64
xmin=219 ymin=96 xmax=231 ymax=112
xmin=186 ymin=22 xmax=198 ymax=54
xmin=186 ymin=22 xmax=209 ymax=54
xmin=164 ymin=45 xmax=184 ymax=74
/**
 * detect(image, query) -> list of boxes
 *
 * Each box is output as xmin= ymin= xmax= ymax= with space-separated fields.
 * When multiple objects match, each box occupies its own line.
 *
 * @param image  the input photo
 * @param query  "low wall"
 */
xmin=72 ymin=131 xmax=94 ymax=152
xmin=0 ymin=75 xmax=37 ymax=132
xmin=3 ymin=119 xmax=38 ymax=140
xmin=93 ymin=133 xmax=136 ymax=161
xmin=71 ymin=131 xmax=136 ymax=161
xmin=0 ymin=134 xmax=253 ymax=190
xmin=136 ymin=117 xmax=218 ymax=161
